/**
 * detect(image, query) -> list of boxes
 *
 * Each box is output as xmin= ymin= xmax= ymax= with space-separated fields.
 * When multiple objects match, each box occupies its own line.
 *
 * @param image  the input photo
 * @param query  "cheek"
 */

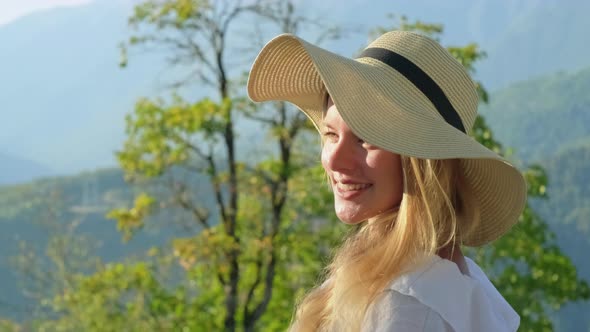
xmin=371 ymin=153 xmax=403 ymax=198
xmin=320 ymin=146 xmax=331 ymax=173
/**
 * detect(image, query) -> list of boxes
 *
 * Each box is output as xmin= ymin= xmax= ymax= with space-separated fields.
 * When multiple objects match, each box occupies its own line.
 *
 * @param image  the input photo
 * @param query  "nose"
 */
xmin=322 ymin=136 xmax=359 ymax=173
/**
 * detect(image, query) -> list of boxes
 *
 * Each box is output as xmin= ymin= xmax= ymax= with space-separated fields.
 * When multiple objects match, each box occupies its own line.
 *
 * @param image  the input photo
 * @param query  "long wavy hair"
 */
xmin=289 ymin=156 xmax=481 ymax=331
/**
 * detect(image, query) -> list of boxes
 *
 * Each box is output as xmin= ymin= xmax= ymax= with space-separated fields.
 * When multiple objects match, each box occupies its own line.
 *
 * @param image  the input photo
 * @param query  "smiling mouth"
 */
xmin=334 ymin=182 xmax=373 ymax=199
xmin=335 ymin=183 xmax=372 ymax=191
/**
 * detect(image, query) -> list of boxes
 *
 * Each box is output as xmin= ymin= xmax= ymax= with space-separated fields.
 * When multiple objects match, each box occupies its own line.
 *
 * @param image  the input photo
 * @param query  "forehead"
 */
xmin=321 ymin=100 xmax=350 ymax=131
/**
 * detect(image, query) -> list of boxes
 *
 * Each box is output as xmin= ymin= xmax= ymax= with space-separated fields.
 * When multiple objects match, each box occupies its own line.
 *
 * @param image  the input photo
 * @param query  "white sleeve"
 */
xmin=362 ymin=291 xmax=454 ymax=332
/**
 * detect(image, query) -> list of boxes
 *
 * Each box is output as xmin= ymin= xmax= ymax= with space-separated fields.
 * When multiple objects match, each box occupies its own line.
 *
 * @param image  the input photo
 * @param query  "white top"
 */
xmin=361 ymin=255 xmax=520 ymax=332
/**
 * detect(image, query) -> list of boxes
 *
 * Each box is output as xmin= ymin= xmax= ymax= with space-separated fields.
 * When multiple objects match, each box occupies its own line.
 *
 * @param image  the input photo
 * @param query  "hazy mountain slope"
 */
xmin=0 ymin=166 xmax=214 ymax=322
xmin=481 ymin=67 xmax=590 ymax=331
xmin=535 ymin=142 xmax=590 ymax=332
xmin=0 ymin=151 xmax=54 ymax=185
xmin=0 ymin=0 xmax=164 ymax=173
xmin=476 ymin=0 xmax=590 ymax=89
xmin=2 ymin=0 xmax=590 ymax=179
xmin=481 ymin=66 xmax=590 ymax=162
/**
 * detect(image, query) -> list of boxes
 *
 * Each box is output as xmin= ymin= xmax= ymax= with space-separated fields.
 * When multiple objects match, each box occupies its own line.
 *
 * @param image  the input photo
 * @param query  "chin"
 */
xmin=336 ymin=214 xmax=366 ymax=225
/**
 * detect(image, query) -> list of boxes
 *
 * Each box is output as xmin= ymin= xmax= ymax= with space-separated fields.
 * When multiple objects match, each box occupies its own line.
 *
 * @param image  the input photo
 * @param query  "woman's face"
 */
xmin=321 ymin=98 xmax=404 ymax=224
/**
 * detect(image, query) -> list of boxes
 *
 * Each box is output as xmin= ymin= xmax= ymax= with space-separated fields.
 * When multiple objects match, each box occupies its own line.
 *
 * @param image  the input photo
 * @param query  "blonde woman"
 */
xmin=248 ymin=31 xmax=526 ymax=332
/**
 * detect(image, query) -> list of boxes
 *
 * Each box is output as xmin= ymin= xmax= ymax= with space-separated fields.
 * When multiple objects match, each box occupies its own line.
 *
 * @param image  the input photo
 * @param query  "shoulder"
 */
xmin=362 ymin=290 xmax=453 ymax=332
xmin=380 ymin=255 xmax=520 ymax=332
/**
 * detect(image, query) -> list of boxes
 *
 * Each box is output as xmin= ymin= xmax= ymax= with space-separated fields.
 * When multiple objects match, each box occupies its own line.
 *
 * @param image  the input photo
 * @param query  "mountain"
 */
xmin=474 ymin=0 xmax=590 ymax=89
xmin=482 ymin=67 xmax=590 ymax=331
xmin=318 ymin=0 xmax=590 ymax=90
xmin=481 ymin=66 xmax=590 ymax=162
xmin=1 ymin=0 xmax=590 ymax=181
xmin=534 ymin=142 xmax=590 ymax=332
xmin=1 ymin=69 xmax=589 ymax=328
xmin=0 ymin=151 xmax=54 ymax=185
xmin=0 ymin=0 xmax=165 ymax=175
xmin=0 ymin=166 xmax=214 ymax=322
xmin=482 ymin=66 xmax=590 ymax=278
xmin=1 ymin=0 xmax=590 ymax=328
xmin=538 ymin=142 xmax=590 ymax=274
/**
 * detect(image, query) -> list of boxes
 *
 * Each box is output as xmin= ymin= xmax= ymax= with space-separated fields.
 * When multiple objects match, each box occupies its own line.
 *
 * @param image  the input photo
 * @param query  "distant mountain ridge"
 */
xmin=0 ymin=0 xmax=162 ymax=176
xmin=475 ymin=0 xmax=590 ymax=89
xmin=0 ymin=151 xmax=54 ymax=185
xmin=534 ymin=142 xmax=590 ymax=332
xmin=1 ymin=0 xmax=590 ymax=183
xmin=481 ymin=66 xmax=590 ymax=162
xmin=1 ymin=63 xmax=590 ymax=329
xmin=0 ymin=166 xmax=212 ymax=322
xmin=481 ymin=65 xmax=590 ymax=331
xmin=2 ymin=0 xmax=589 ymax=329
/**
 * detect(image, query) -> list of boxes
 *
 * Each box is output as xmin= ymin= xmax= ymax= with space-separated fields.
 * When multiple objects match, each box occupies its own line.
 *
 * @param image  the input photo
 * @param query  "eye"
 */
xmin=322 ymin=131 xmax=338 ymax=142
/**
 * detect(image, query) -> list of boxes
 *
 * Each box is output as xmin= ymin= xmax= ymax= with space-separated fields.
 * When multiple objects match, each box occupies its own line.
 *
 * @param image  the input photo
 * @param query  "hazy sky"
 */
xmin=0 ymin=0 xmax=91 ymax=25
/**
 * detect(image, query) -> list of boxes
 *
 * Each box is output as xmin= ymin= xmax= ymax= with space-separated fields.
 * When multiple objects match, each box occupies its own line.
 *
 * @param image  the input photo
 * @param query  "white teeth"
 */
xmin=337 ymin=183 xmax=371 ymax=191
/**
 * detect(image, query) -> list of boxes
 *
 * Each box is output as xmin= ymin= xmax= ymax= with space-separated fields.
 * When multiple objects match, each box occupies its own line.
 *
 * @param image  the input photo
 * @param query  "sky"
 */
xmin=0 ymin=0 xmax=91 ymax=25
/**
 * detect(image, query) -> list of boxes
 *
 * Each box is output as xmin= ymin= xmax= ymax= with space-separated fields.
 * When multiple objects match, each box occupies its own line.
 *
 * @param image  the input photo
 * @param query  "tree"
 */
xmin=8 ymin=190 xmax=103 ymax=331
xmin=5 ymin=1 xmax=342 ymax=330
xmin=18 ymin=6 xmax=588 ymax=332
xmin=111 ymin=0 xmax=342 ymax=331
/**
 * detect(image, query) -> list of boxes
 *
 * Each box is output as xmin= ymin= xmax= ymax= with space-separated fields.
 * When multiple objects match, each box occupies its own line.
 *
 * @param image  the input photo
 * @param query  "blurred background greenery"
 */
xmin=1 ymin=0 xmax=589 ymax=331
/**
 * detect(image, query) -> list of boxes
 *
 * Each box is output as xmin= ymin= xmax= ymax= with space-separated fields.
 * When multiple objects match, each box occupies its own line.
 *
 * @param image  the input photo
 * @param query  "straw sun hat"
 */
xmin=247 ymin=31 xmax=527 ymax=246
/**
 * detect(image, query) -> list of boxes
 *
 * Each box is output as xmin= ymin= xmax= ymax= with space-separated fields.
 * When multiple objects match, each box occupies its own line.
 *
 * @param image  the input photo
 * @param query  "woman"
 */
xmin=248 ymin=31 xmax=526 ymax=331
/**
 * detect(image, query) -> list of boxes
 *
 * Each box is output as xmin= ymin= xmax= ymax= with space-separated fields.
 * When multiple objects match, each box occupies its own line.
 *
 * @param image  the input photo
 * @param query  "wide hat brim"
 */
xmin=247 ymin=33 xmax=527 ymax=246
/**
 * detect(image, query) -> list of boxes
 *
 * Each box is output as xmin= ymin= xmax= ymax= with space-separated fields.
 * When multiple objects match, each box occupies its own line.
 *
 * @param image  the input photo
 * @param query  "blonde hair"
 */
xmin=289 ymin=156 xmax=480 ymax=332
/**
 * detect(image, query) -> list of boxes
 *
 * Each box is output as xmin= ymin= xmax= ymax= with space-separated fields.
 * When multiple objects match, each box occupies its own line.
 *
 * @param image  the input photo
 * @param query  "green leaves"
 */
xmin=16 ymin=4 xmax=589 ymax=331
xmin=523 ymin=164 xmax=548 ymax=198
xmin=41 ymin=261 xmax=192 ymax=331
xmin=471 ymin=115 xmax=503 ymax=152
xmin=467 ymin=92 xmax=589 ymax=331
xmin=447 ymin=43 xmax=487 ymax=75
xmin=129 ymin=0 xmax=208 ymax=27
xmin=106 ymin=193 xmax=155 ymax=242
xmin=116 ymin=96 xmax=232 ymax=178
xmin=396 ymin=15 xmax=590 ymax=330
xmin=369 ymin=14 xmax=443 ymax=41
xmin=475 ymin=202 xmax=590 ymax=331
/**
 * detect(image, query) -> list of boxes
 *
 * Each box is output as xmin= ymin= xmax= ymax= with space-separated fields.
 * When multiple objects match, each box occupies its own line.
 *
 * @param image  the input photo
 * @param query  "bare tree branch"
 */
xmin=243 ymin=253 xmax=264 ymax=321
xmin=288 ymin=108 xmax=309 ymax=138
xmin=169 ymin=181 xmax=211 ymax=229
xmin=243 ymin=113 xmax=277 ymax=126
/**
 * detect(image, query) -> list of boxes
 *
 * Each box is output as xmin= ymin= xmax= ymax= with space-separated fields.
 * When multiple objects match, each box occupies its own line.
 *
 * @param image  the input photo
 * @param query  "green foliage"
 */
xmin=108 ymin=1 xmax=340 ymax=330
xmin=0 ymin=182 xmax=47 ymax=221
xmin=475 ymin=74 xmax=590 ymax=330
xmin=469 ymin=105 xmax=589 ymax=331
xmin=9 ymin=6 xmax=589 ymax=332
xmin=369 ymin=14 xmax=443 ymax=41
xmin=129 ymin=0 xmax=208 ymax=27
xmin=381 ymin=15 xmax=590 ymax=330
xmin=39 ymin=261 xmax=204 ymax=332
xmin=116 ymin=96 xmax=231 ymax=179
xmin=0 ymin=319 xmax=21 ymax=331
xmin=107 ymin=193 xmax=156 ymax=242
